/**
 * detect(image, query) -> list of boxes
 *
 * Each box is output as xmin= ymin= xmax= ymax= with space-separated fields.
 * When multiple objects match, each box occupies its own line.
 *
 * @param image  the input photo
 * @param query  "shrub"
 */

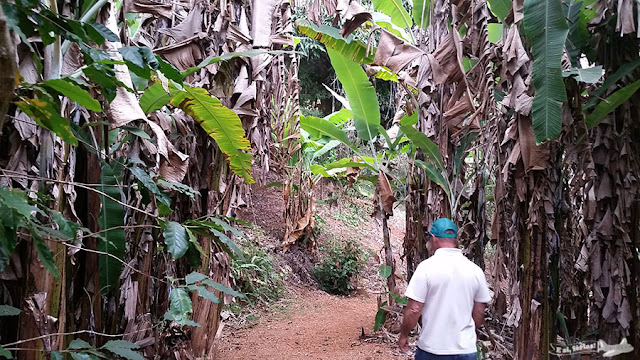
xmin=312 ymin=239 xmax=368 ymax=295
xmin=231 ymin=242 xmax=285 ymax=306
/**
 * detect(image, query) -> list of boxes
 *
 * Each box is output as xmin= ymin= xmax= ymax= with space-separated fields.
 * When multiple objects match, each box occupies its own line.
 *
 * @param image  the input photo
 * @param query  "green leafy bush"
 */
xmin=231 ymin=242 xmax=285 ymax=306
xmin=313 ymin=239 xmax=368 ymax=295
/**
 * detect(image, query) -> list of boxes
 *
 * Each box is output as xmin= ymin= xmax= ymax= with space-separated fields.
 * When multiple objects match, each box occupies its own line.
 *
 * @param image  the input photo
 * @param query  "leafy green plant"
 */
xmin=313 ymin=239 xmax=368 ymax=295
xmin=164 ymin=271 xmax=245 ymax=327
xmin=230 ymin=242 xmax=285 ymax=306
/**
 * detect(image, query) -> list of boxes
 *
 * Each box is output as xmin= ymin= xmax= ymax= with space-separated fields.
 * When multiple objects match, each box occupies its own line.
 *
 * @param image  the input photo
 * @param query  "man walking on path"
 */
xmin=398 ymin=218 xmax=492 ymax=360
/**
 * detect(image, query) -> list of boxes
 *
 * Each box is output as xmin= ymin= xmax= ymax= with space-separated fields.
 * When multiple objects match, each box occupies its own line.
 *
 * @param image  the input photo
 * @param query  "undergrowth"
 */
xmin=230 ymin=237 xmax=285 ymax=308
xmin=313 ymin=239 xmax=368 ymax=295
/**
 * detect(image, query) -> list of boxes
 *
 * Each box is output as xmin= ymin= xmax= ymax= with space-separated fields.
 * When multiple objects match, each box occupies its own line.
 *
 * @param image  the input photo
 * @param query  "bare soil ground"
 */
xmin=216 ymin=180 xmax=410 ymax=359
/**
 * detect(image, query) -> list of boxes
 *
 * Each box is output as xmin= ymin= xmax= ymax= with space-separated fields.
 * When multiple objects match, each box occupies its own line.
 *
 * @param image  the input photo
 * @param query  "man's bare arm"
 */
xmin=472 ymin=301 xmax=486 ymax=328
xmin=398 ymin=299 xmax=424 ymax=353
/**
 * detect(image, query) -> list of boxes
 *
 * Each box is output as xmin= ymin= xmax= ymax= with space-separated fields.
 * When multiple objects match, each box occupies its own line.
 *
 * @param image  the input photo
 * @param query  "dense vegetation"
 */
xmin=0 ymin=0 xmax=639 ymax=359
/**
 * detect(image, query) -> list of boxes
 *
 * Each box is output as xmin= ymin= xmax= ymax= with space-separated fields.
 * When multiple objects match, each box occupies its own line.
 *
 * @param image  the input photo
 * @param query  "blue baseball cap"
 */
xmin=429 ymin=218 xmax=458 ymax=238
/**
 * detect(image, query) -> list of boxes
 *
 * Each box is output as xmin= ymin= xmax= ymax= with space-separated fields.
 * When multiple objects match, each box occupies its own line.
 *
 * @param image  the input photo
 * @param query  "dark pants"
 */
xmin=415 ymin=347 xmax=477 ymax=360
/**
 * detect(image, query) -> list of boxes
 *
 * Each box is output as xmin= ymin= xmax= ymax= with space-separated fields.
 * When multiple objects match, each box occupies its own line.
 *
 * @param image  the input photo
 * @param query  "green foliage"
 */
xmin=162 ymin=221 xmax=189 ymax=259
xmin=412 ymin=0 xmax=431 ymax=28
xmin=378 ymin=265 xmax=392 ymax=278
xmin=0 ymin=344 xmax=11 ymax=359
xmin=230 ymin=241 xmax=285 ymax=306
xmin=327 ymin=48 xmax=380 ymax=142
xmin=585 ymin=80 xmax=640 ymax=128
xmin=163 ymin=271 xmax=246 ymax=327
xmin=296 ymin=22 xmax=374 ymax=64
xmin=523 ymin=0 xmax=569 ymax=143
xmin=487 ymin=0 xmax=511 ymax=22
xmin=400 ymin=120 xmax=444 ymax=170
xmin=164 ymin=288 xmax=201 ymax=327
xmin=372 ymin=0 xmax=413 ymax=29
xmin=300 ymin=115 xmax=360 ymax=153
xmin=374 ymin=300 xmax=388 ymax=331
xmin=0 ymin=187 xmax=80 ymax=277
xmin=0 ymin=305 xmax=20 ymax=317
xmin=98 ymin=162 xmax=126 ymax=295
xmin=562 ymin=66 xmax=602 ymax=84
xmin=585 ymin=57 xmax=640 ymax=109
xmin=42 ymin=79 xmax=102 ymax=112
xmin=15 ymin=98 xmax=79 ymax=146
xmin=313 ymin=239 xmax=367 ymax=295
xmin=101 ymin=340 xmax=144 ymax=360
xmin=171 ymin=86 xmax=254 ymax=183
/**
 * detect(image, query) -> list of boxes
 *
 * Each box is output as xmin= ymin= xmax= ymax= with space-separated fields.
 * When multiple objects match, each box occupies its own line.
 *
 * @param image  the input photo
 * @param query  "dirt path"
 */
xmin=216 ymin=287 xmax=408 ymax=360
xmin=217 ymin=183 xmax=409 ymax=359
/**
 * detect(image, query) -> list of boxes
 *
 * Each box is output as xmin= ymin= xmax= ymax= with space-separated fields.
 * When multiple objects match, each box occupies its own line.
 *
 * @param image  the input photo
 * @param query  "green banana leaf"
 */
xmin=327 ymin=48 xmax=380 ymax=142
xmin=523 ymin=0 xmax=569 ymax=143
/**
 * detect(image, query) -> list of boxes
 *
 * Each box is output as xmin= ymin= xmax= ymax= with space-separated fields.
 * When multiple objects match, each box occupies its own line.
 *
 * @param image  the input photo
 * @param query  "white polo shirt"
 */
xmin=405 ymin=248 xmax=491 ymax=355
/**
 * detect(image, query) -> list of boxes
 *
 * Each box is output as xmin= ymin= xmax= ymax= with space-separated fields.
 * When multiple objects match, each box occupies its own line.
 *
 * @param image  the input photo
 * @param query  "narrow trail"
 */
xmin=215 ymin=182 xmax=409 ymax=359
xmin=215 ymin=287 xmax=407 ymax=360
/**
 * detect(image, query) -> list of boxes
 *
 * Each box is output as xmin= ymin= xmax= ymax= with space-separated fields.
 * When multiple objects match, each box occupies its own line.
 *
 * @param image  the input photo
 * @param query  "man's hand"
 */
xmin=398 ymin=298 xmax=424 ymax=354
xmin=398 ymin=333 xmax=410 ymax=354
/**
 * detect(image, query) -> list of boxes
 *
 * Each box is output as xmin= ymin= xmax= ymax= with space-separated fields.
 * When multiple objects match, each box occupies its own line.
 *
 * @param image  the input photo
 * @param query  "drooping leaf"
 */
xmin=523 ymin=0 xmax=569 ymax=143
xmin=373 ymin=0 xmax=412 ymax=29
xmin=171 ymin=86 xmax=254 ymax=183
xmin=0 ymin=305 xmax=20 ymax=316
xmin=415 ymin=160 xmax=450 ymax=196
xmin=121 ymin=126 xmax=151 ymax=140
xmin=98 ymin=162 xmax=126 ymax=295
xmin=412 ymin=0 xmax=431 ymax=28
xmin=374 ymin=302 xmax=387 ymax=331
xmin=185 ymin=271 xmax=208 ymax=285
xmin=211 ymin=229 xmax=243 ymax=258
xmin=102 ymin=340 xmax=143 ymax=360
xmin=193 ymin=286 xmax=220 ymax=303
xmin=487 ymin=23 xmax=503 ymax=44
xmin=68 ymin=339 xmax=93 ymax=350
xmin=313 ymin=140 xmax=343 ymax=160
xmin=163 ymin=221 xmax=189 ymax=259
xmin=562 ymin=66 xmax=602 ymax=84
xmin=43 ymin=79 xmax=102 ymax=112
xmin=16 ymin=99 xmax=78 ymax=146
xmin=400 ymin=125 xmax=444 ymax=170
xmin=296 ymin=22 xmax=374 ymax=64
xmin=51 ymin=351 xmax=63 ymax=360
xmin=164 ymin=288 xmax=201 ymax=327
xmin=378 ymin=265 xmax=392 ymax=278
xmin=585 ymin=80 xmax=640 ymax=128
xmin=119 ymin=46 xmax=146 ymax=69
xmin=130 ymin=166 xmax=170 ymax=205
xmin=156 ymin=57 xmax=183 ymax=83
xmin=586 ymin=57 xmax=640 ymax=109
xmin=209 ymin=217 xmax=245 ymax=238
xmin=487 ymin=0 xmax=512 ymax=21
xmin=0 ymin=187 xmax=36 ymax=219
xmin=0 ymin=344 xmax=11 ymax=359
xmin=201 ymin=278 xmax=244 ymax=299
xmin=300 ymin=115 xmax=359 ymax=153
xmin=89 ymin=22 xmax=120 ymax=42
xmin=139 ymin=83 xmax=172 ymax=114
xmin=389 ymin=292 xmax=408 ymax=305
xmin=32 ymin=231 xmax=59 ymax=278
xmin=327 ymin=48 xmax=380 ymax=142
